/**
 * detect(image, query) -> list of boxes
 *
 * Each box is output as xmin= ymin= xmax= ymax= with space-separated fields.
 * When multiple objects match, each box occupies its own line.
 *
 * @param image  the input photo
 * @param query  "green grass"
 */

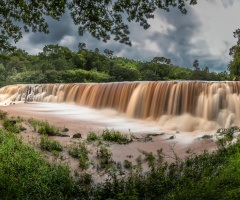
xmin=101 ymin=129 xmax=132 ymax=144
xmin=40 ymin=135 xmax=63 ymax=152
xmin=37 ymin=121 xmax=59 ymax=136
xmin=10 ymin=116 xmax=24 ymax=123
xmin=28 ymin=118 xmax=59 ymax=135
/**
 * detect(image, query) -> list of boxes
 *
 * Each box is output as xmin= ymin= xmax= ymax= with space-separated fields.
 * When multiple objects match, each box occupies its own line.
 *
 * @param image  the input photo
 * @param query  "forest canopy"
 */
xmin=0 ymin=45 xmax=229 ymax=87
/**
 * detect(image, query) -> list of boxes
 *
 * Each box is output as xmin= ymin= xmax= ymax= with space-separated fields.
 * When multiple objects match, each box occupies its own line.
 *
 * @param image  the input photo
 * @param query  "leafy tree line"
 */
xmin=0 ymin=44 xmax=229 ymax=87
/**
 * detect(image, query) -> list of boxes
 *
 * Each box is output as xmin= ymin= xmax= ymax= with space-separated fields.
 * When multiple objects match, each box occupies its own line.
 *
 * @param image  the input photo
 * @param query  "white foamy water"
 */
xmin=16 ymin=102 xmax=212 ymax=144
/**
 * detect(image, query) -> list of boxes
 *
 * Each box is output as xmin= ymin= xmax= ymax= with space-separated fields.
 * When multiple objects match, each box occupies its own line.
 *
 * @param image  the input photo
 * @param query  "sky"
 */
xmin=14 ymin=0 xmax=240 ymax=72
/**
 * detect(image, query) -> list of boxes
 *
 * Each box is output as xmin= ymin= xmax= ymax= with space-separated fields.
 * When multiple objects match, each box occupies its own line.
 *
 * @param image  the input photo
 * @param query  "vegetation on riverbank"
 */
xmin=0 ymin=45 xmax=229 ymax=88
xmin=1 ymin=110 xmax=240 ymax=199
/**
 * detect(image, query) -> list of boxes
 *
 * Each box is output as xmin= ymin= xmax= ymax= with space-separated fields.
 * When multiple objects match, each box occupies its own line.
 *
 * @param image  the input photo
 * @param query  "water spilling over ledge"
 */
xmin=0 ymin=81 xmax=240 ymax=130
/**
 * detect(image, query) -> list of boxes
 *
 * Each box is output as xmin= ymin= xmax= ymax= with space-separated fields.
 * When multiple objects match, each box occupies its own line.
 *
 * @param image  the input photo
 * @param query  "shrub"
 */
xmin=97 ymin=146 xmax=113 ymax=169
xmin=0 ymin=129 xmax=75 ymax=199
xmin=3 ymin=120 xmax=22 ymax=133
xmin=37 ymin=121 xmax=59 ymax=136
xmin=40 ymin=135 xmax=63 ymax=152
xmin=87 ymin=132 xmax=99 ymax=141
xmin=101 ymin=129 xmax=132 ymax=144
xmin=0 ymin=110 xmax=7 ymax=120
xmin=68 ymin=141 xmax=89 ymax=170
xmin=123 ymin=160 xmax=132 ymax=169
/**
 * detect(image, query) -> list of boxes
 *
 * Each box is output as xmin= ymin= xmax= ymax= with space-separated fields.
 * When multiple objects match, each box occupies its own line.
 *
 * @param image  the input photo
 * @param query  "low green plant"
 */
xmin=40 ymin=135 xmax=63 ymax=152
xmin=0 ymin=110 xmax=7 ymax=120
xmin=3 ymin=120 xmax=22 ymax=133
xmin=68 ymin=141 xmax=89 ymax=170
xmin=87 ymin=131 xmax=99 ymax=141
xmin=97 ymin=146 xmax=113 ymax=169
xmin=37 ymin=121 xmax=59 ymax=136
xmin=0 ymin=129 xmax=76 ymax=199
xmin=201 ymin=134 xmax=213 ymax=139
xmin=79 ymin=173 xmax=93 ymax=185
xmin=123 ymin=160 xmax=132 ymax=169
xmin=147 ymin=133 xmax=164 ymax=137
xmin=10 ymin=116 xmax=24 ymax=123
xmin=101 ymin=129 xmax=132 ymax=144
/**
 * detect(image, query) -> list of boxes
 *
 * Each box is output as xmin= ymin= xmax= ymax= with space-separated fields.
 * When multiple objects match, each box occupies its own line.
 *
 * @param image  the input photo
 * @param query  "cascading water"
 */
xmin=0 ymin=81 xmax=240 ymax=131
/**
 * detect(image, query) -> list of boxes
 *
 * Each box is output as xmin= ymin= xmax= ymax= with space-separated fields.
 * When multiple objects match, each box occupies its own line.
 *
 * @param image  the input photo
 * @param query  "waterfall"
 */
xmin=1 ymin=81 xmax=240 ymax=129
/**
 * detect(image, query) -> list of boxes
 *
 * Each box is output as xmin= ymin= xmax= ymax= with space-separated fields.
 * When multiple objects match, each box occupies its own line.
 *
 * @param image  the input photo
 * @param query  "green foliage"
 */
xmin=201 ymin=134 xmax=213 ymax=139
xmin=3 ymin=120 xmax=22 ymax=133
xmin=10 ymin=116 xmax=24 ymax=123
xmin=87 ymin=132 xmax=99 ymax=141
xmin=0 ymin=129 xmax=75 ymax=199
xmin=68 ymin=141 xmax=89 ymax=170
xmin=101 ymin=129 xmax=132 ymax=144
xmin=37 ymin=121 xmax=59 ymax=136
xmin=123 ymin=160 xmax=132 ymax=169
xmin=40 ymin=135 xmax=63 ymax=152
xmin=97 ymin=146 xmax=113 ymax=169
xmin=0 ymin=110 xmax=7 ymax=120
xmin=0 ymin=45 xmax=229 ymax=84
xmin=0 ymin=1 xmax=66 ymax=56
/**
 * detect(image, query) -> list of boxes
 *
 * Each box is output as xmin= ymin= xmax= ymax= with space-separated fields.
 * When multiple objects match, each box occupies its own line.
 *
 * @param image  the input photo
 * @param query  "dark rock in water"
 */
xmin=64 ymin=128 xmax=69 ymax=132
xmin=233 ymin=77 xmax=239 ymax=81
xmin=20 ymin=127 xmax=27 ymax=131
xmin=8 ymin=120 xmax=16 ymax=124
xmin=60 ymin=134 xmax=70 ymax=137
xmin=56 ymin=134 xmax=70 ymax=137
xmin=73 ymin=133 xmax=82 ymax=138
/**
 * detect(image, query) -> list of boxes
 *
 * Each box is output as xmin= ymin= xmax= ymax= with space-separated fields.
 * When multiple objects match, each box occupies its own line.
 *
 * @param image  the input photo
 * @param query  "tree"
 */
xmin=228 ymin=29 xmax=240 ymax=78
xmin=0 ymin=0 xmax=198 ymax=56
xmin=193 ymin=59 xmax=199 ymax=70
xmin=151 ymin=57 xmax=173 ymax=65
xmin=104 ymin=49 xmax=114 ymax=58
xmin=78 ymin=43 xmax=86 ymax=51
xmin=0 ymin=1 xmax=66 ymax=57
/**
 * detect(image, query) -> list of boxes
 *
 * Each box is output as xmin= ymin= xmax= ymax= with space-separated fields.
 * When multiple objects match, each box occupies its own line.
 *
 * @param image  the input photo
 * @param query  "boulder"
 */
xmin=73 ymin=133 xmax=82 ymax=138
xmin=20 ymin=127 xmax=27 ymax=131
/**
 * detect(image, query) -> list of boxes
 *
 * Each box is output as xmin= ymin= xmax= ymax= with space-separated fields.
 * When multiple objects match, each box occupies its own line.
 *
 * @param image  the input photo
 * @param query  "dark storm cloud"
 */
xmin=221 ymin=0 xmax=234 ymax=8
xmin=15 ymin=2 xmax=233 ymax=73
xmin=28 ymin=12 xmax=75 ymax=44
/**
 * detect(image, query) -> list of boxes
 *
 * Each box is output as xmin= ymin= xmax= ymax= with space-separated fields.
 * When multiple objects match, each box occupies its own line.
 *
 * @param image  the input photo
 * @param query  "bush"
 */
xmin=101 ymin=129 xmax=132 ymax=144
xmin=68 ymin=141 xmax=89 ymax=170
xmin=40 ymin=135 xmax=63 ymax=152
xmin=3 ymin=120 xmax=22 ymax=133
xmin=37 ymin=121 xmax=59 ymax=136
xmin=87 ymin=132 xmax=99 ymax=141
xmin=0 ymin=129 xmax=75 ymax=199
xmin=97 ymin=146 xmax=113 ymax=169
